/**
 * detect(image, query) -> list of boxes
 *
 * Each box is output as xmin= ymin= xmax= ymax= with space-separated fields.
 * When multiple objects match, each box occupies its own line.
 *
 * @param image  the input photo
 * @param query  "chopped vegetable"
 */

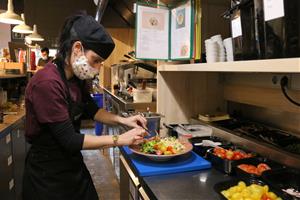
xmin=140 ymin=137 xmax=185 ymax=155
xmin=221 ymin=181 xmax=282 ymax=200
xmin=238 ymin=163 xmax=271 ymax=176
xmin=213 ymin=147 xmax=253 ymax=160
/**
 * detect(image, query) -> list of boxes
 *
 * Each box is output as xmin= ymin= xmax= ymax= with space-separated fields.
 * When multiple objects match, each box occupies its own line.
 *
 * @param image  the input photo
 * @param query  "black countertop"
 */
xmin=141 ymin=169 xmax=233 ymax=200
xmin=119 ymin=147 xmax=234 ymax=200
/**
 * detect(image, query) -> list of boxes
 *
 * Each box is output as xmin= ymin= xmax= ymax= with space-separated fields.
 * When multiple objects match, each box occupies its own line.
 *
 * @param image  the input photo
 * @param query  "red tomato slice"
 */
xmin=257 ymin=163 xmax=271 ymax=175
xmin=166 ymin=146 xmax=173 ymax=151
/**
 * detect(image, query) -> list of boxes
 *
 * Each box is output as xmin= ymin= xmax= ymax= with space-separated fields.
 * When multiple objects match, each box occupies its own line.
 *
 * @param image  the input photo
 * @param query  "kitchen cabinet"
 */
xmin=0 ymin=112 xmax=26 ymax=200
xmin=0 ymin=131 xmax=15 ymax=200
xmin=157 ymin=58 xmax=300 ymax=168
xmin=11 ymin=120 xmax=26 ymax=200
xmin=120 ymin=155 xmax=149 ymax=200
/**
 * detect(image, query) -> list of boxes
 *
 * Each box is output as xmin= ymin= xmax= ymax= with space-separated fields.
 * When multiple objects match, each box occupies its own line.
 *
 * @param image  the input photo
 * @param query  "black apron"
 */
xmin=22 ymin=64 xmax=98 ymax=200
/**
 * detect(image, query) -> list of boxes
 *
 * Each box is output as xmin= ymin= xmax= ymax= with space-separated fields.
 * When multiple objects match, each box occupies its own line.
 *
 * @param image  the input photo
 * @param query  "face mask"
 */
xmin=41 ymin=56 xmax=48 ymax=60
xmin=72 ymin=48 xmax=99 ymax=80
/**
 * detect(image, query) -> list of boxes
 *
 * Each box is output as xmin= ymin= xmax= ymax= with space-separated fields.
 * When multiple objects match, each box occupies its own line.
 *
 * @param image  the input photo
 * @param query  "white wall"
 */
xmin=0 ymin=23 xmax=11 ymax=49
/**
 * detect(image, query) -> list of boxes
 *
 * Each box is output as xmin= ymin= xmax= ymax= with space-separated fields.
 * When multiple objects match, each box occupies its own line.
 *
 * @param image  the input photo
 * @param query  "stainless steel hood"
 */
xmin=95 ymin=0 xmax=109 ymax=23
xmin=99 ymin=0 xmax=181 ymax=28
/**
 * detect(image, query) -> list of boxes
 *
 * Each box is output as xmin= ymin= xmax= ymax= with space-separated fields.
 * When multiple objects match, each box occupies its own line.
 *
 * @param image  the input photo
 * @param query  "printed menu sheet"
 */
xmin=170 ymin=0 xmax=192 ymax=59
xmin=136 ymin=5 xmax=169 ymax=60
xmin=135 ymin=0 xmax=193 ymax=60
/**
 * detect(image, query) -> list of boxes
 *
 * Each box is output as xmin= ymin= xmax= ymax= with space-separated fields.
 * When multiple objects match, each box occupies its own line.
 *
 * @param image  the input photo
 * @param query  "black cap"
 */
xmin=71 ymin=15 xmax=115 ymax=59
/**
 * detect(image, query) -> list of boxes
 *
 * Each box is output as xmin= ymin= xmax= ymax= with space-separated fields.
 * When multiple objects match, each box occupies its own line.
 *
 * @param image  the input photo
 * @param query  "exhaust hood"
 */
xmin=98 ymin=0 xmax=179 ymax=28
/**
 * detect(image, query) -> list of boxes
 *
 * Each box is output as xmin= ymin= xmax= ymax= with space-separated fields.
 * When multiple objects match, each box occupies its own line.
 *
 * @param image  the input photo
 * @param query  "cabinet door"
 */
xmin=12 ymin=121 xmax=26 ymax=200
xmin=0 ymin=133 xmax=16 ymax=200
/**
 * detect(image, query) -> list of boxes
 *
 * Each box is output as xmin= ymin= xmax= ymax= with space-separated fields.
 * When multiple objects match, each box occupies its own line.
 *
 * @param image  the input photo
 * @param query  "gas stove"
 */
xmin=213 ymin=119 xmax=300 ymax=155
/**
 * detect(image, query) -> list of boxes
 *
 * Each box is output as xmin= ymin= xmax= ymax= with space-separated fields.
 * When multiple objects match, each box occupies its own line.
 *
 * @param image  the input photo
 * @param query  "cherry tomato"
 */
xmin=166 ymin=146 xmax=173 ymax=151
xmin=226 ymin=150 xmax=234 ymax=160
xmin=261 ymin=193 xmax=272 ymax=200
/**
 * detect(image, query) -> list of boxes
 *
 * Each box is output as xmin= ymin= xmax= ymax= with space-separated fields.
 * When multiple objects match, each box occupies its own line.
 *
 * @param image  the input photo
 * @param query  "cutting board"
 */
xmin=123 ymin=146 xmax=211 ymax=177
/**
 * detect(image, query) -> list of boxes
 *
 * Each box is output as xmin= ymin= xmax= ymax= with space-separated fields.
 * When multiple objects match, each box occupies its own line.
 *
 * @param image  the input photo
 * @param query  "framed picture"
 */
xmin=8 ymin=42 xmax=27 ymax=62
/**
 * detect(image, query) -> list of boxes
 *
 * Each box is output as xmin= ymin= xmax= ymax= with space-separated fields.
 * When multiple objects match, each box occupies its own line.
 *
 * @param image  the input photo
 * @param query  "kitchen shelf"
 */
xmin=159 ymin=58 xmax=300 ymax=73
xmin=0 ymin=74 xmax=26 ymax=79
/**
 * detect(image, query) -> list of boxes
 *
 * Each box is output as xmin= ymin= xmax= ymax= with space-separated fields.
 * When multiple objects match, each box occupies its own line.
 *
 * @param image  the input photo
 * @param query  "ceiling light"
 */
xmin=25 ymin=24 xmax=44 ymax=41
xmin=0 ymin=0 xmax=23 ymax=24
xmin=12 ymin=13 xmax=33 ymax=34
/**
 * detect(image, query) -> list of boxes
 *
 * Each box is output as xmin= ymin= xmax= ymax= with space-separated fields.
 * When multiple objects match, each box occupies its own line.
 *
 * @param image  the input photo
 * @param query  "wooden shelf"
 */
xmin=159 ymin=58 xmax=300 ymax=73
xmin=0 ymin=74 xmax=26 ymax=79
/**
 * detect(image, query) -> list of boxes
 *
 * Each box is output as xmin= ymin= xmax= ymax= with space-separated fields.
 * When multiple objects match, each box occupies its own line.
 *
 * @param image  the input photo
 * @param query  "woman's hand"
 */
xmin=121 ymin=114 xmax=147 ymax=129
xmin=118 ymin=127 xmax=145 ymax=146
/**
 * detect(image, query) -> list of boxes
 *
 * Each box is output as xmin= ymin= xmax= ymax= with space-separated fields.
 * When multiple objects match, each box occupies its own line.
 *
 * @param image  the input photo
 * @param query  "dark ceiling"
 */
xmin=1 ymin=0 xmax=230 ymax=48
xmin=0 ymin=0 xmax=140 ymax=47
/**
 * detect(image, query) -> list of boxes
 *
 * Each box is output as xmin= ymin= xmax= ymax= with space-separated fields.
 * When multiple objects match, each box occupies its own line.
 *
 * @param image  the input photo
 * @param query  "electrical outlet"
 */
xmin=271 ymin=74 xmax=292 ymax=89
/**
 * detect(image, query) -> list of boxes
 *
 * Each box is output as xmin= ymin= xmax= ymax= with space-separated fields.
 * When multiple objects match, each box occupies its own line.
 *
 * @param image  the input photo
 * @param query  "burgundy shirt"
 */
xmin=25 ymin=63 xmax=82 ymax=139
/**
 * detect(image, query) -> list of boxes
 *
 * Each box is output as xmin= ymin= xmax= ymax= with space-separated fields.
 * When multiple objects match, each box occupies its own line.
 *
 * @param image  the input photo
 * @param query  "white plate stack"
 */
xmin=223 ymin=37 xmax=234 ymax=62
xmin=205 ymin=34 xmax=226 ymax=63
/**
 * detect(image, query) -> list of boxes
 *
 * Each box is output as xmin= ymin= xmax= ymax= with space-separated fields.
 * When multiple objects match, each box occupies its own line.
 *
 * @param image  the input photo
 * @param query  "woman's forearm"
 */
xmin=93 ymin=108 xmax=125 ymax=125
xmin=82 ymin=134 xmax=115 ymax=149
xmin=82 ymin=127 xmax=145 ymax=149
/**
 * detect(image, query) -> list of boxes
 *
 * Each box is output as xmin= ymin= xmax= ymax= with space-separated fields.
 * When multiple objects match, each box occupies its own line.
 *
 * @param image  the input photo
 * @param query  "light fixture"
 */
xmin=25 ymin=24 xmax=44 ymax=41
xmin=12 ymin=13 xmax=33 ymax=34
xmin=0 ymin=0 xmax=23 ymax=24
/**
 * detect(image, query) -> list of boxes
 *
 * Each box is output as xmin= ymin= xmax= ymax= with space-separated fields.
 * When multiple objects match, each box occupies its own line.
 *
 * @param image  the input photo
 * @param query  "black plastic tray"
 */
xmin=206 ymin=146 xmax=255 ymax=174
xmin=189 ymin=136 xmax=231 ymax=157
xmin=262 ymin=168 xmax=300 ymax=200
xmin=214 ymin=178 xmax=287 ymax=200
xmin=235 ymin=157 xmax=284 ymax=179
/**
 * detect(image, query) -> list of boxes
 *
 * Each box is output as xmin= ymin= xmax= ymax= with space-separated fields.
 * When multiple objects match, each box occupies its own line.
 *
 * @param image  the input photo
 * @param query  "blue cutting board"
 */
xmin=123 ymin=146 xmax=211 ymax=177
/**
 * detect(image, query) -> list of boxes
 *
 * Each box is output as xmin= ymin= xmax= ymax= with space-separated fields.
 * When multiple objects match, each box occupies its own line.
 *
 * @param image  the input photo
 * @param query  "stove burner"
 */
xmin=213 ymin=119 xmax=300 ymax=155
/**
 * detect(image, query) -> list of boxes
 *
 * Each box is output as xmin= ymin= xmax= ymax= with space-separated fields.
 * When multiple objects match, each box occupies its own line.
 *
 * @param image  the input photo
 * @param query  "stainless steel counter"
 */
xmin=101 ymin=86 xmax=156 ymax=113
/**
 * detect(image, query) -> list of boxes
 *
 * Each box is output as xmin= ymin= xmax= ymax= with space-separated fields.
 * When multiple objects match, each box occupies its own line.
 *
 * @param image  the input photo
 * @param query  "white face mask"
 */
xmin=41 ymin=55 xmax=48 ymax=60
xmin=72 ymin=48 xmax=99 ymax=80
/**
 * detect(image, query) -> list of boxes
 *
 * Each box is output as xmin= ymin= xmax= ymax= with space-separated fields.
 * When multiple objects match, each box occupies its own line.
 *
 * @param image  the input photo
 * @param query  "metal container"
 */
xmin=143 ymin=112 xmax=161 ymax=138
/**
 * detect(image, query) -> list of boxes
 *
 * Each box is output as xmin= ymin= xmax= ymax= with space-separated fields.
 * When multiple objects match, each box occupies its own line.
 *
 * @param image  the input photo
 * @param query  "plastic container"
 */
xmin=214 ymin=178 xmax=287 ymax=200
xmin=262 ymin=168 xmax=300 ymax=200
xmin=229 ymin=0 xmax=259 ymax=60
xmin=92 ymin=93 xmax=103 ymax=136
xmin=264 ymin=0 xmax=300 ymax=59
xmin=189 ymin=136 xmax=231 ymax=157
xmin=206 ymin=146 xmax=255 ymax=174
xmin=235 ymin=157 xmax=284 ymax=179
xmin=175 ymin=125 xmax=213 ymax=138
xmin=132 ymin=88 xmax=152 ymax=103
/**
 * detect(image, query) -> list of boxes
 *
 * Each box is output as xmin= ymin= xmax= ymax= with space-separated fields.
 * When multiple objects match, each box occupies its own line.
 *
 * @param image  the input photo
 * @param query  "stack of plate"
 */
xmin=205 ymin=34 xmax=226 ymax=63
